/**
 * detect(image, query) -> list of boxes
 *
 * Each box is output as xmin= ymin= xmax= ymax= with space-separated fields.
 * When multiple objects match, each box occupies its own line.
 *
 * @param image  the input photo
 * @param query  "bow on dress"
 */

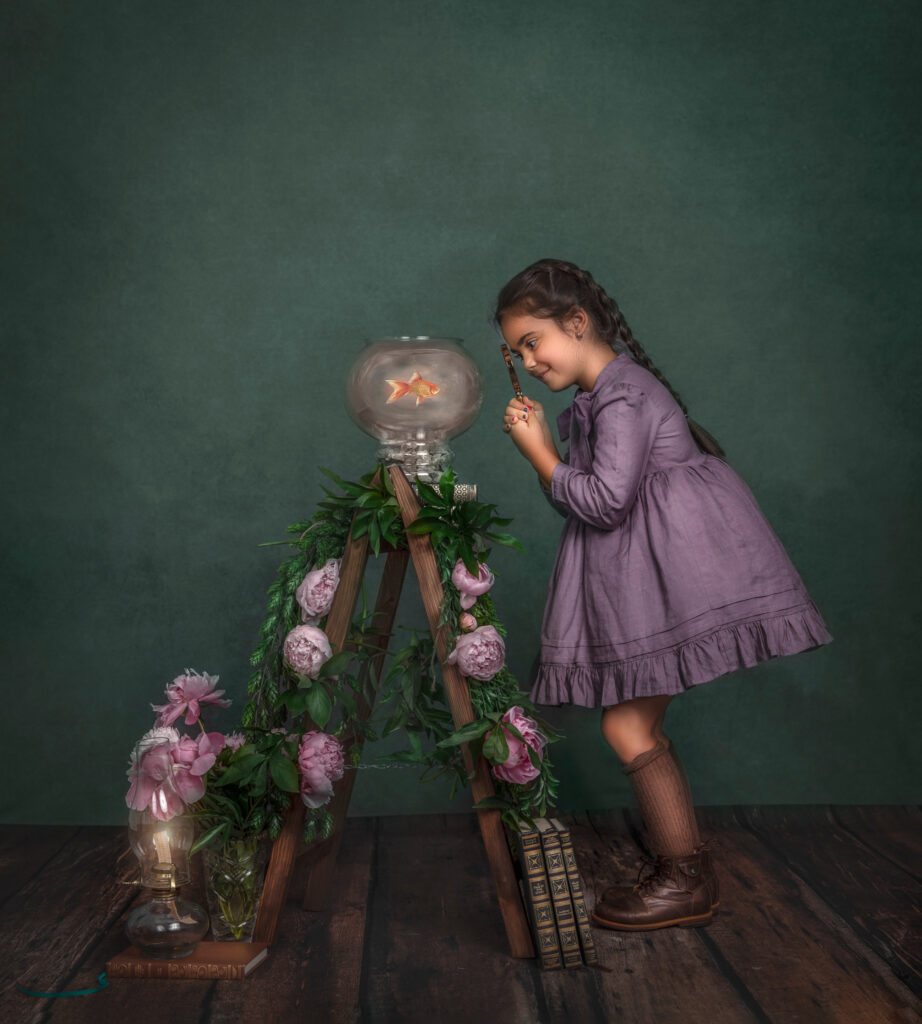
xmin=556 ymin=389 xmax=595 ymax=466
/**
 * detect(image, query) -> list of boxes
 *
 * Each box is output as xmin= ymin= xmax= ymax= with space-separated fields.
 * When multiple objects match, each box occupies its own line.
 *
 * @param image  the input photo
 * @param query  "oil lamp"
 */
xmin=124 ymin=811 xmax=209 ymax=959
xmin=345 ymin=336 xmax=483 ymax=491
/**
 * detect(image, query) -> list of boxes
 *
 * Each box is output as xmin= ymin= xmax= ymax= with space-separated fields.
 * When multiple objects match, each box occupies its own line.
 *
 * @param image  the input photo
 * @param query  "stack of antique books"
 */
xmin=510 ymin=817 xmax=598 ymax=969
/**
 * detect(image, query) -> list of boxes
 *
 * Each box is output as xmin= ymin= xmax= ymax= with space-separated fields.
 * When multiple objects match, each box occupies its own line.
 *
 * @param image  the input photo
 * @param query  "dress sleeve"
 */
xmin=540 ymin=447 xmax=570 ymax=518
xmin=549 ymin=383 xmax=657 ymax=530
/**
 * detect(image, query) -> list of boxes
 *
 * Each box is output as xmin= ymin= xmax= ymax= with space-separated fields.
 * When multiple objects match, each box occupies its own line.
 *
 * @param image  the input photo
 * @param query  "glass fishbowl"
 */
xmin=345 ymin=336 xmax=483 ymax=484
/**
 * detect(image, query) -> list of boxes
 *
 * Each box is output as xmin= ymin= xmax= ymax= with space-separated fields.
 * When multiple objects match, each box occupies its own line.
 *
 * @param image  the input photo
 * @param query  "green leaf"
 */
xmin=306 ymin=684 xmax=332 ymax=729
xmin=269 ymin=750 xmax=300 ymax=793
xmin=382 ymin=704 xmax=411 ymax=736
xmin=459 ymin=543 xmax=480 ymax=575
xmin=415 ymin=479 xmax=443 ymax=506
xmin=368 ymin=515 xmax=382 ymax=556
xmin=436 ymin=717 xmax=492 ymax=747
xmin=212 ymin=753 xmax=265 ymax=786
xmin=438 ymin=467 xmax=456 ymax=502
xmin=337 ymin=689 xmax=358 ymax=718
xmin=317 ymin=650 xmax=354 ymax=679
xmin=485 ymin=532 xmax=525 ymax=552
xmin=190 ymin=822 xmax=228 ymax=854
xmin=483 ymin=724 xmax=510 ymax=764
xmin=280 ymin=689 xmax=313 ymax=715
xmin=472 ymin=795 xmax=510 ymax=811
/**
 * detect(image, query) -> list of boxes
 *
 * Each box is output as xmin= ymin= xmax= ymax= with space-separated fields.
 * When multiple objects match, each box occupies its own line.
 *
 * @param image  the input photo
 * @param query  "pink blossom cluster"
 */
xmin=296 ymin=558 xmax=342 ymax=625
xmin=152 ymin=670 xmax=230 ymax=727
xmin=451 ymin=559 xmax=495 ymax=610
xmin=446 ymin=624 xmax=505 ymax=681
xmin=491 ymin=706 xmax=546 ymax=785
xmin=298 ymin=730 xmax=345 ymax=809
xmin=126 ymin=728 xmax=225 ymax=821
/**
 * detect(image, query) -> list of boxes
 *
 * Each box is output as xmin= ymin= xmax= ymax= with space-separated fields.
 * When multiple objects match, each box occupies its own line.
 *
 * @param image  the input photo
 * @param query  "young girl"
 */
xmin=496 ymin=258 xmax=833 ymax=931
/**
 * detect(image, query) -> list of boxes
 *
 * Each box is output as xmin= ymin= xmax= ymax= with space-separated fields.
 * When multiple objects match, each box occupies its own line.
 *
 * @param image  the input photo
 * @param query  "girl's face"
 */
xmin=499 ymin=309 xmax=587 ymax=392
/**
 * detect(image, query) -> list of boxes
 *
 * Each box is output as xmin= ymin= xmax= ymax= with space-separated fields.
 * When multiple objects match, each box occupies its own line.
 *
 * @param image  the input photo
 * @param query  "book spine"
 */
xmin=106 ymin=961 xmax=246 ymax=980
xmin=514 ymin=827 xmax=562 ymax=969
xmin=551 ymin=818 xmax=598 ymax=964
xmin=536 ymin=818 xmax=583 ymax=967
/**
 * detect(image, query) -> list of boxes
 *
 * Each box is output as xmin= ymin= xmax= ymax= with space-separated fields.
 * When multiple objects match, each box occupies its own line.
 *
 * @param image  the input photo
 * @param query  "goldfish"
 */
xmin=385 ymin=371 xmax=441 ymax=405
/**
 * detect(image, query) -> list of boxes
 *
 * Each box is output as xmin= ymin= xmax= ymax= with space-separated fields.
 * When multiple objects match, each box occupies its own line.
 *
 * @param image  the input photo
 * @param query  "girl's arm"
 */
xmin=504 ymin=397 xmax=561 ymax=488
xmin=549 ymin=384 xmax=658 ymax=531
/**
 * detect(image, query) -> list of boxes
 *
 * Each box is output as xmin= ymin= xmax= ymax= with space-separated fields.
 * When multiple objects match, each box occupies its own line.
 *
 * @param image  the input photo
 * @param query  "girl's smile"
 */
xmin=499 ymin=309 xmax=617 ymax=393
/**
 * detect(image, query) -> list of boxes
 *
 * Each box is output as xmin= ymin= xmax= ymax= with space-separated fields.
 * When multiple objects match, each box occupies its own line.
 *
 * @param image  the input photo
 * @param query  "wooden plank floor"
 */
xmin=0 ymin=807 xmax=919 ymax=1024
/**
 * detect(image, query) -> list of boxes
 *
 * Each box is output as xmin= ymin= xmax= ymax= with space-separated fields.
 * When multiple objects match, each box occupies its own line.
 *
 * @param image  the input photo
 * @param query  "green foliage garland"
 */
xmin=241 ymin=465 xmax=561 ymax=836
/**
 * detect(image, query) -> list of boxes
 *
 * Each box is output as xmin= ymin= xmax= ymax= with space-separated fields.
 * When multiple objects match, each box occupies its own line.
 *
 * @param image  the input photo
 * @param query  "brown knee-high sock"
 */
xmin=622 ymin=738 xmax=701 ymax=858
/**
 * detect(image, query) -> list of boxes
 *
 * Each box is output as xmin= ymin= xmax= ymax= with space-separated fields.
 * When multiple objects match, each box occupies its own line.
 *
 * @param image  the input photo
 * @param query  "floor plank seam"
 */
xmin=827 ymin=807 xmax=922 ymax=886
xmin=695 ymin=928 xmax=774 ymax=1024
xmin=356 ymin=816 xmax=381 ymax=1024
xmin=788 ymin=870 xmax=922 ymax=1017
xmin=34 ymin=883 xmax=143 ymax=1024
xmin=734 ymin=809 xmax=922 ymax=1005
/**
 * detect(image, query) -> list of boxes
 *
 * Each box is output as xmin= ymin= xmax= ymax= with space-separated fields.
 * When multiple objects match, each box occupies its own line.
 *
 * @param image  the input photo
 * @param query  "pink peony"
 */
xmin=126 ymin=742 xmax=186 ymax=821
xmin=283 ymin=625 xmax=333 ymax=679
xmin=298 ymin=730 xmax=345 ymax=809
xmin=491 ymin=706 xmax=546 ymax=785
xmin=152 ymin=669 xmax=230 ymax=727
xmin=171 ymin=732 xmax=225 ymax=802
xmin=459 ymin=612 xmax=477 ymax=632
xmin=445 ymin=624 xmax=505 ymax=681
xmin=451 ymin=559 xmax=495 ymax=610
xmin=126 ymin=730 xmax=225 ymax=820
xmin=295 ymin=558 xmax=342 ymax=624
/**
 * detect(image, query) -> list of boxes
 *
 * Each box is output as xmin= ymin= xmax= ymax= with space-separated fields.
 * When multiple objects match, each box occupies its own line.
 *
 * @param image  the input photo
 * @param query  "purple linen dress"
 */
xmin=531 ymin=352 xmax=833 ymax=708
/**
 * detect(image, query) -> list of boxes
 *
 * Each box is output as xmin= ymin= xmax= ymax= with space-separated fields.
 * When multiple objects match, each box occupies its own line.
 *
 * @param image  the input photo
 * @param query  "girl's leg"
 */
xmin=601 ymin=694 xmax=701 ymax=857
xmin=600 ymin=693 xmax=673 ymax=763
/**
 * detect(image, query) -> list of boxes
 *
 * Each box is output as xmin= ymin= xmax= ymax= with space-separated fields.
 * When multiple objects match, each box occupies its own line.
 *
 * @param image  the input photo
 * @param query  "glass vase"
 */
xmin=202 ymin=835 xmax=270 ymax=942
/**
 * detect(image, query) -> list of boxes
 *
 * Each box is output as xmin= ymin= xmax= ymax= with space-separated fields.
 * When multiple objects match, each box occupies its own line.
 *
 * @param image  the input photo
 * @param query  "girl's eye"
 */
xmin=525 ymin=339 xmax=537 ymax=350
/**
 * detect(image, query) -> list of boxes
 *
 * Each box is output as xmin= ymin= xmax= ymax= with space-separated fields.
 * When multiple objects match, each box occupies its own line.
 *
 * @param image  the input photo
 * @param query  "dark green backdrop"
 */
xmin=3 ymin=1 xmax=919 ymax=824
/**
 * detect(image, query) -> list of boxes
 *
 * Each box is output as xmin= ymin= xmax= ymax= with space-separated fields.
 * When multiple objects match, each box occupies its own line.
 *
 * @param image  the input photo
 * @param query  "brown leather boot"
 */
xmin=591 ymin=845 xmax=717 ymax=931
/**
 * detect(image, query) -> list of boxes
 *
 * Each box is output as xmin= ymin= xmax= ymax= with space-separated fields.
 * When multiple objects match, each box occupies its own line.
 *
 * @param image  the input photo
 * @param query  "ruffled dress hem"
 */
xmin=529 ymin=600 xmax=833 ymax=708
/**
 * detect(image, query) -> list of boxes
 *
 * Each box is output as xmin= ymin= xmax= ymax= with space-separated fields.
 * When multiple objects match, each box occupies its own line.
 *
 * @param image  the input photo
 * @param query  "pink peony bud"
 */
xmin=445 ymin=624 xmax=505 ymax=681
xmin=491 ymin=706 xmax=546 ymax=785
xmin=451 ymin=559 xmax=495 ymax=611
xmin=459 ymin=612 xmax=477 ymax=632
xmin=224 ymin=732 xmax=247 ymax=753
xmin=298 ymin=730 xmax=346 ymax=809
xmin=283 ymin=625 xmax=333 ymax=680
xmin=295 ymin=558 xmax=342 ymax=625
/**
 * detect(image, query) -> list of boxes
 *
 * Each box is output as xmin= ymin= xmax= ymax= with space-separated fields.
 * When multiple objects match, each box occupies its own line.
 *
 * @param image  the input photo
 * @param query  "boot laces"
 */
xmin=631 ymin=837 xmax=718 ymax=896
xmin=631 ymin=855 xmax=666 ymax=896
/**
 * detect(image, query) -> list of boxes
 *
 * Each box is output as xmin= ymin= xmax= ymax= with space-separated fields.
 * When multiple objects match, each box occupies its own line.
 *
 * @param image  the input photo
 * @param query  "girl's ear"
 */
xmin=565 ymin=305 xmax=590 ymax=337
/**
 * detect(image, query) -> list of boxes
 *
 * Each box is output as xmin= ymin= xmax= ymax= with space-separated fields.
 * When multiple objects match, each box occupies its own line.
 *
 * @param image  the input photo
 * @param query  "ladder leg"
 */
xmin=300 ymin=546 xmax=410 ymax=910
xmin=389 ymin=466 xmax=535 ymax=958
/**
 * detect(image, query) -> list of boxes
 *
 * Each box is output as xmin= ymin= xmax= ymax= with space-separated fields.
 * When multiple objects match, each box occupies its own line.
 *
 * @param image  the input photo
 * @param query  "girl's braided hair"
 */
xmin=492 ymin=258 xmax=726 ymax=460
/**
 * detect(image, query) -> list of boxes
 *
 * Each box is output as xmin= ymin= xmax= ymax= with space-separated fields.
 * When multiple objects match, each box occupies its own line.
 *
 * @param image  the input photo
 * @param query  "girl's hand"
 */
xmin=521 ymin=395 xmax=547 ymax=431
xmin=501 ymin=395 xmax=561 ymax=488
xmin=502 ymin=398 xmax=555 ymax=460
xmin=503 ymin=396 xmax=555 ymax=450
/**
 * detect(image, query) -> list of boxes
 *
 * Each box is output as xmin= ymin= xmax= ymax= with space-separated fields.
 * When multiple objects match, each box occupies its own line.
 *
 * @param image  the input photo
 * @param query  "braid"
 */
xmin=495 ymin=258 xmax=727 ymax=461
